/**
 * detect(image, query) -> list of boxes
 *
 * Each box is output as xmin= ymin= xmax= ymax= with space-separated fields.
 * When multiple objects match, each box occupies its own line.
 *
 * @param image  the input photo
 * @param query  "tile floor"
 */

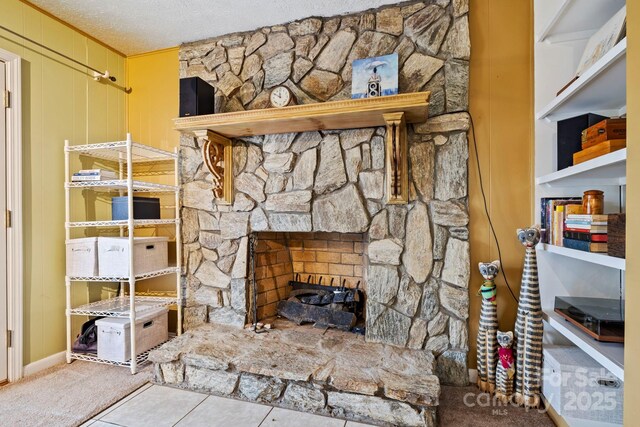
xmin=81 ymin=383 xmax=374 ymax=427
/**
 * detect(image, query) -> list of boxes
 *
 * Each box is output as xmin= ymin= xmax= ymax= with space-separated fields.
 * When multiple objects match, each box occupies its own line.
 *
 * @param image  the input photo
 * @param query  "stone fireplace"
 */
xmin=179 ymin=0 xmax=470 ymax=379
xmin=152 ymin=1 xmax=471 ymax=425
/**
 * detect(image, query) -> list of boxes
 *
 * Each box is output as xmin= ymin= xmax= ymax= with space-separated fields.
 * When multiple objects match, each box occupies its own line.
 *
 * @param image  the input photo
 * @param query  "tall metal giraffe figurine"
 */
xmin=513 ymin=225 xmax=543 ymax=408
xmin=476 ymin=260 xmax=500 ymax=393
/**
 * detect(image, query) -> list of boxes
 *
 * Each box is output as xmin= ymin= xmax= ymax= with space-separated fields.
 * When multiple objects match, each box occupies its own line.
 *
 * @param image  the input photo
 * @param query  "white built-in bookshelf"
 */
xmin=534 ymin=0 xmax=626 ymax=425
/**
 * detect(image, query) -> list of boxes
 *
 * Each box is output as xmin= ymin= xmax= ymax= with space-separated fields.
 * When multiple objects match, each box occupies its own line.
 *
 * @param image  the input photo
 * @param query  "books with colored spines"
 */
xmin=565 ymin=214 xmax=608 ymax=222
xmin=71 ymin=169 xmax=118 ymax=182
xmin=563 ymin=231 xmax=608 ymax=242
xmin=540 ymin=197 xmax=582 ymax=244
xmin=552 ymin=206 xmax=565 ymax=247
xmin=565 ymin=214 xmax=608 ymax=233
xmin=563 ymin=238 xmax=608 ymax=253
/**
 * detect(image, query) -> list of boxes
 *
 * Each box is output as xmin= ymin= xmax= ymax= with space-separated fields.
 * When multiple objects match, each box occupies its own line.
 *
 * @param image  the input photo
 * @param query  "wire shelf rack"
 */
xmin=65 ymin=134 xmax=182 ymax=374
xmin=65 ymin=141 xmax=177 ymax=163
xmin=69 ymin=341 xmax=169 ymax=367
xmin=67 ymin=266 xmax=180 ymax=282
xmin=66 ymin=180 xmax=178 ymax=193
xmin=66 ymin=219 xmax=179 ymax=228
xmin=69 ymin=296 xmax=176 ymax=317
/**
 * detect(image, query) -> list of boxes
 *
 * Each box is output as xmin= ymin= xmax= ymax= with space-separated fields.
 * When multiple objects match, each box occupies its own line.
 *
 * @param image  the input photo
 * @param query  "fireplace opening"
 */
xmin=249 ymin=232 xmax=367 ymax=333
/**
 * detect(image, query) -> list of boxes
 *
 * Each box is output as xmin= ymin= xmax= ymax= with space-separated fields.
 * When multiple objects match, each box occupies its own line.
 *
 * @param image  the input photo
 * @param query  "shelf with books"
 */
xmin=538 ymin=243 xmax=625 ymax=270
xmin=536 ymin=148 xmax=626 ymax=186
xmin=544 ymin=310 xmax=624 ymax=380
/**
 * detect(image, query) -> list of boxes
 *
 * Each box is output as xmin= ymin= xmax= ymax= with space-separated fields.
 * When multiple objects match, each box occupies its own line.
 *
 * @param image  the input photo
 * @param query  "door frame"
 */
xmin=0 ymin=47 xmax=23 ymax=382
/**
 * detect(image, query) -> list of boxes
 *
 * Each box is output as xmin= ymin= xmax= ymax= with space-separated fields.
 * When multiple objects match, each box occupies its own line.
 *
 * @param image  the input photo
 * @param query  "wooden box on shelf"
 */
xmin=608 ymin=213 xmax=626 ymax=259
xmin=582 ymin=118 xmax=627 ymax=148
xmin=573 ymin=139 xmax=626 ymax=165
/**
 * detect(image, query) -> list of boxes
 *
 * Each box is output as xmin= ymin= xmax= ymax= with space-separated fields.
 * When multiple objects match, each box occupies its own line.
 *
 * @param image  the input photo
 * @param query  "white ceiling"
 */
xmin=31 ymin=0 xmax=403 ymax=55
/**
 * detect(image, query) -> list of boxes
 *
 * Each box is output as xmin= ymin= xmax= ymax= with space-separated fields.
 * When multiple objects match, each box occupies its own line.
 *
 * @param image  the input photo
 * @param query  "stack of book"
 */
xmin=563 ymin=214 xmax=608 ymax=253
xmin=71 ymin=169 xmax=118 ymax=182
xmin=541 ymin=197 xmax=582 ymax=244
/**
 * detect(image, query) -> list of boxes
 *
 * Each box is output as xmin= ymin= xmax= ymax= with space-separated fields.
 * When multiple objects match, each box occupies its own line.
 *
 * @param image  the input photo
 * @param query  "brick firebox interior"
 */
xmin=254 ymin=232 xmax=367 ymax=320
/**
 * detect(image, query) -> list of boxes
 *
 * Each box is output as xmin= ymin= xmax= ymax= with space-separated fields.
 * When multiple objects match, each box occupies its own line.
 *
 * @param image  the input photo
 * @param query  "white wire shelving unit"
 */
xmin=64 ymin=133 xmax=182 ymax=374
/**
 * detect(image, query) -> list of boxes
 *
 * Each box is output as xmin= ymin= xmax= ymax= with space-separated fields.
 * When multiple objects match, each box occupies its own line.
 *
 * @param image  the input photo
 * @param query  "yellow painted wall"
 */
xmin=624 ymin=0 xmax=639 ymax=423
xmin=124 ymin=48 xmax=180 ymax=298
xmin=0 ymin=0 xmax=125 ymax=365
xmin=126 ymin=48 xmax=179 ymax=152
xmin=468 ymin=0 xmax=533 ymax=366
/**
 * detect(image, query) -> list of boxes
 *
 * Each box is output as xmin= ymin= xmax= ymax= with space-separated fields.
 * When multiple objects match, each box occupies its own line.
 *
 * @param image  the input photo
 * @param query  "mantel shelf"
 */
xmin=174 ymin=92 xmax=430 ymax=137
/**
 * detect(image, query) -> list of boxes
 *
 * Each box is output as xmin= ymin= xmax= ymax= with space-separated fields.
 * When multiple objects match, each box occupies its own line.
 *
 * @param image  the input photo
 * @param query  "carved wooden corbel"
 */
xmin=383 ymin=112 xmax=408 ymax=204
xmin=194 ymin=129 xmax=234 ymax=205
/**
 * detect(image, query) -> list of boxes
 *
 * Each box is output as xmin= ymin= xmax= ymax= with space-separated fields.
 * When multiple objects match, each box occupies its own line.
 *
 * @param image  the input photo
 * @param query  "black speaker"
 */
xmin=180 ymin=77 xmax=215 ymax=117
xmin=557 ymin=113 xmax=608 ymax=170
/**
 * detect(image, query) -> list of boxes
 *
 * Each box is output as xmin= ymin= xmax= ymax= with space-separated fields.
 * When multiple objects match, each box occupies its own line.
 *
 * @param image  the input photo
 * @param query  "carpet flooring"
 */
xmin=438 ymin=386 xmax=555 ymax=426
xmin=0 ymin=360 xmax=150 ymax=427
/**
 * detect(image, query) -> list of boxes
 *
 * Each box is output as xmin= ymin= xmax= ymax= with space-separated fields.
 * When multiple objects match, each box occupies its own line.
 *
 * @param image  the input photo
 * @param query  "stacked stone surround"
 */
xmin=178 ymin=0 xmax=471 ymax=385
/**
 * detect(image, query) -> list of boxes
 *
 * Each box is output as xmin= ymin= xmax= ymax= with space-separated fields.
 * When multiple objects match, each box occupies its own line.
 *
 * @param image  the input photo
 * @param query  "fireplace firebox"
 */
xmin=248 ymin=232 xmax=367 ymax=332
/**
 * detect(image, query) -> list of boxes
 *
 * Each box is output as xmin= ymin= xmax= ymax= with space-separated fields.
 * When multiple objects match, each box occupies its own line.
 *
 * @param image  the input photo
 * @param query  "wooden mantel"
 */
xmin=176 ymin=92 xmax=430 ymax=205
xmin=174 ymin=92 xmax=430 ymax=137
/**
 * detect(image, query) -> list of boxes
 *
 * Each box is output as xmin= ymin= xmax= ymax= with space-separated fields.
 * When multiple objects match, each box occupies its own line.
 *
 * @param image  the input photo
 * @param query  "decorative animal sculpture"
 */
xmin=495 ymin=330 xmax=516 ymax=403
xmin=476 ymin=260 xmax=500 ymax=393
xmin=513 ymin=226 xmax=543 ymax=408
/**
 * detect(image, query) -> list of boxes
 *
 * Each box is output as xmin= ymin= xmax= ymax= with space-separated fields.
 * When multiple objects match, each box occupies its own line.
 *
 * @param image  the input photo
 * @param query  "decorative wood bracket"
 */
xmin=383 ymin=112 xmax=408 ymax=204
xmin=194 ymin=130 xmax=234 ymax=205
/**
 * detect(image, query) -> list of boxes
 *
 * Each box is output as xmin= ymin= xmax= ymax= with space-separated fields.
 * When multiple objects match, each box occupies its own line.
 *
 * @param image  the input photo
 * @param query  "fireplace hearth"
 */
xmin=150 ymin=320 xmax=440 ymax=426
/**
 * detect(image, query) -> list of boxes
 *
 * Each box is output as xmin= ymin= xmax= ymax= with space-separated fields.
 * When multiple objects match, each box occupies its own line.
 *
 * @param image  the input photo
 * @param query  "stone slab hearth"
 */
xmin=149 ymin=320 xmax=439 ymax=427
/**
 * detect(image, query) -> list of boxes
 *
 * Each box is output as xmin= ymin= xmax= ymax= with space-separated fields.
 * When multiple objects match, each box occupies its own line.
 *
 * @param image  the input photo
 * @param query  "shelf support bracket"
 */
xmin=194 ymin=130 xmax=234 ymax=205
xmin=383 ymin=112 xmax=408 ymax=204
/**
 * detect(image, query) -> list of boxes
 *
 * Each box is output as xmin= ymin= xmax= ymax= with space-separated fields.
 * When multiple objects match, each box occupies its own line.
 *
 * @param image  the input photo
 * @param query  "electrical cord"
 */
xmin=469 ymin=114 xmax=519 ymax=304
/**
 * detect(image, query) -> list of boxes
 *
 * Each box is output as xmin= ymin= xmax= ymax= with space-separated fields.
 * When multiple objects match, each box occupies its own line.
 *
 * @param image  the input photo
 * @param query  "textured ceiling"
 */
xmin=30 ymin=0 xmax=403 ymax=55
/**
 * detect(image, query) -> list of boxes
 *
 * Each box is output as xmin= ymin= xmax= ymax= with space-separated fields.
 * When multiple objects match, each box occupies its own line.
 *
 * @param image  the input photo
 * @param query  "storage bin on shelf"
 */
xmin=66 ymin=237 xmax=99 ymax=277
xmin=112 ymin=196 xmax=161 ymax=220
xmin=98 ymin=237 xmax=169 ymax=277
xmin=543 ymin=345 xmax=623 ymax=424
xmin=96 ymin=308 xmax=168 ymax=362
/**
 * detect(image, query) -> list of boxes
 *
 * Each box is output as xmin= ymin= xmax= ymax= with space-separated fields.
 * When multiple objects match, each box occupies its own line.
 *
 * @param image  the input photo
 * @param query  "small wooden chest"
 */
xmin=608 ymin=213 xmax=625 ymax=259
xmin=582 ymin=118 xmax=626 ymax=149
xmin=573 ymin=139 xmax=626 ymax=165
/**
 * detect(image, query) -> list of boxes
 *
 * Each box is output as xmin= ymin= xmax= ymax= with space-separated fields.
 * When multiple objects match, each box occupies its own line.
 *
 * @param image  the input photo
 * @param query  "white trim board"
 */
xmin=0 ymin=47 xmax=23 ymax=383
xmin=23 ymin=351 xmax=66 ymax=377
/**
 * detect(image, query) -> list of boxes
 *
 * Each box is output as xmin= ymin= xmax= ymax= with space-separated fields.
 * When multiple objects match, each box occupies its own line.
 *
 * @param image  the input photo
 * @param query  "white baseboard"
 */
xmin=468 ymin=368 xmax=478 ymax=383
xmin=23 ymin=351 xmax=66 ymax=377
